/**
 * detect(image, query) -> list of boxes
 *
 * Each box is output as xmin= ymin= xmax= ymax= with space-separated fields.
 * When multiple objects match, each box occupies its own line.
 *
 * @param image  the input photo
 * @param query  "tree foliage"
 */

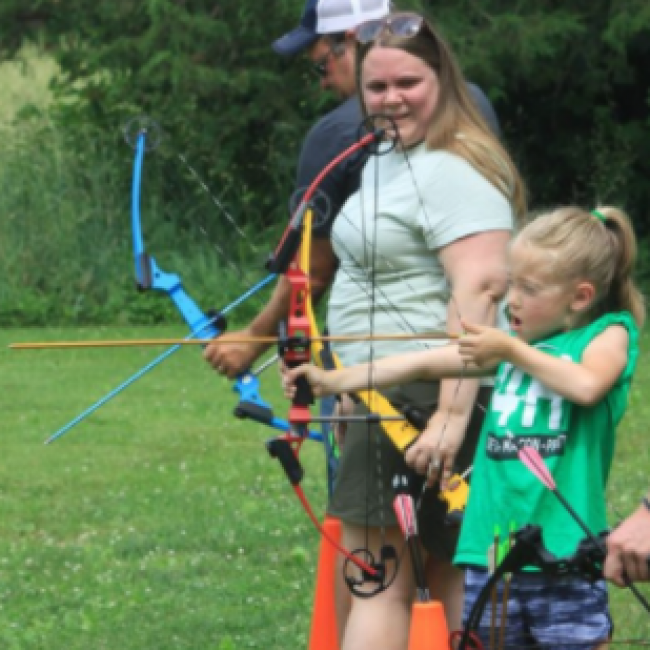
xmin=1 ymin=0 xmax=648 ymax=232
xmin=1 ymin=0 xmax=335 ymax=232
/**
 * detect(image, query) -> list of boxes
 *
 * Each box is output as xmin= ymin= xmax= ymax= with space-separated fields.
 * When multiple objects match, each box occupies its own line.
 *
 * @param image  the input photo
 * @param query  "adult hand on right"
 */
xmin=203 ymin=329 xmax=266 ymax=380
xmin=604 ymin=500 xmax=650 ymax=587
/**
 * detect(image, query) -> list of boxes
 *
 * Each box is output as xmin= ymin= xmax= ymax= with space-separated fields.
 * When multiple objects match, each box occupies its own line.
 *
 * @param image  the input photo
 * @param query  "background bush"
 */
xmin=0 ymin=0 xmax=648 ymax=326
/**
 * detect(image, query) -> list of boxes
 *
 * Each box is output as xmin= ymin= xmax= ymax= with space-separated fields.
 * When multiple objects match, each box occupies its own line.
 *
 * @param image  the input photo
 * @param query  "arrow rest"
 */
xmin=277 ymin=322 xmax=315 ymax=417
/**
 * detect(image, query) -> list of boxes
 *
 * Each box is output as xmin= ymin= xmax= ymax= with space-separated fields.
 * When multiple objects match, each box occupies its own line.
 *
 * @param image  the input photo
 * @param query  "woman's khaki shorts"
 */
xmin=328 ymin=381 xmax=491 ymax=561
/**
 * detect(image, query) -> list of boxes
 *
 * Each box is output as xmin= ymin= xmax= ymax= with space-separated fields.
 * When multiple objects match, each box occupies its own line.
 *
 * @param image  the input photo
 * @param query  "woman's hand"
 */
xmin=458 ymin=320 xmax=512 ymax=369
xmin=404 ymin=409 xmax=467 ymax=490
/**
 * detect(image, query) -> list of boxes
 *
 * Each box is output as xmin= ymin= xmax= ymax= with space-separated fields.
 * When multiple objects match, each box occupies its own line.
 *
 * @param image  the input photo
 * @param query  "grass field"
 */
xmin=1 ymin=39 xmax=649 ymax=650
xmin=2 ymin=326 xmax=328 ymax=649
xmin=2 ymin=325 xmax=650 ymax=649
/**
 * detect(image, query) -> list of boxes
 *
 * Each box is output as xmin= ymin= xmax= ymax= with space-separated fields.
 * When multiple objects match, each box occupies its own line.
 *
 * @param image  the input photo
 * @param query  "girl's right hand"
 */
xmin=281 ymin=363 xmax=331 ymax=399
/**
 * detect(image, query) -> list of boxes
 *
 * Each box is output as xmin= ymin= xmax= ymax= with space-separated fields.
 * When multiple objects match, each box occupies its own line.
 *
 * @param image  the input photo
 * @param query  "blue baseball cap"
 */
xmin=272 ymin=0 xmax=390 ymax=57
xmin=272 ymin=0 xmax=321 ymax=57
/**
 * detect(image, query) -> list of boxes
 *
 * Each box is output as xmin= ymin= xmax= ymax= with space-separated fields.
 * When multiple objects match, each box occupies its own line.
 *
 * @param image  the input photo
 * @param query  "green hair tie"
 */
xmin=591 ymin=209 xmax=606 ymax=222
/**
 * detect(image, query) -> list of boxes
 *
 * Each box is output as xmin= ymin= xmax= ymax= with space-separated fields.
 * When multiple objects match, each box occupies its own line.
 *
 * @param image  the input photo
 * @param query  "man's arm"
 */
xmin=203 ymin=238 xmax=337 ymax=379
xmin=204 ymin=103 xmax=354 ymax=378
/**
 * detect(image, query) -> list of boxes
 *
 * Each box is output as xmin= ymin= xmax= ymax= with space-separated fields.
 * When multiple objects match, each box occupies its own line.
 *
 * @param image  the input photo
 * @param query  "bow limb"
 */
xmin=43 ymin=119 xmax=309 ymax=445
xmin=131 ymin=122 xmax=324 ymax=441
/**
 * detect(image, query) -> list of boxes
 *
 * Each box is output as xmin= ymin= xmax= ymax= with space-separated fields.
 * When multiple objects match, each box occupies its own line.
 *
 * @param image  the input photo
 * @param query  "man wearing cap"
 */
xmin=204 ymin=0 xmax=500 ymax=379
xmin=204 ymin=4 xmax=501 ymax=638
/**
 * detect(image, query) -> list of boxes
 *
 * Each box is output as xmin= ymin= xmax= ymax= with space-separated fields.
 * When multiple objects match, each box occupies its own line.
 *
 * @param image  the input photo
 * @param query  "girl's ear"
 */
xmin=571 ymin=281 xmax=596 ymax=314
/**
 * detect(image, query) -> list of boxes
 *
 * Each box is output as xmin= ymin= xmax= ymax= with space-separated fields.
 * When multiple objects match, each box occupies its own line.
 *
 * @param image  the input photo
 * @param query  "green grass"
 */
xmin=1 ymin=326 xmax=327 ymax=649
xmin=2 ymin=325 xmax=650 ymax=648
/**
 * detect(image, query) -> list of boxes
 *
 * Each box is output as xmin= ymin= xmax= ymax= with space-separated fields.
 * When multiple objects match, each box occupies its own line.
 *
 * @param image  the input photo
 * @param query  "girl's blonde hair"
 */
xmin=356 ymin=14 xmax=527 ymax=222
xmin=516 ymin=206 xmax=646 ymax=327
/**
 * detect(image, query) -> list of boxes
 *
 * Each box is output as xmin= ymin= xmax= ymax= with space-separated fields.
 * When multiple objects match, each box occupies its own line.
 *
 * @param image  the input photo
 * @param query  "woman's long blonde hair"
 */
xmin=356 ymin=14 xmax=527 ymax=222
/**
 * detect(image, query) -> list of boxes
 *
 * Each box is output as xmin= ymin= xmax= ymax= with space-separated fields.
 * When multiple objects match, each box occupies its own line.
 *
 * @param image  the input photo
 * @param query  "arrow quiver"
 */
xmin=458 ymin=524 xmax=607 ymax=650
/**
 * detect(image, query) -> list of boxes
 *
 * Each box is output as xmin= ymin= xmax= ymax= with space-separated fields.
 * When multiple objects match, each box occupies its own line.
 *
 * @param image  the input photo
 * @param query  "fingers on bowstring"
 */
xmin=439 ymin=463 xmax=454 ymax=491
xmin=424 ymin=454 xmax=443 ymax=487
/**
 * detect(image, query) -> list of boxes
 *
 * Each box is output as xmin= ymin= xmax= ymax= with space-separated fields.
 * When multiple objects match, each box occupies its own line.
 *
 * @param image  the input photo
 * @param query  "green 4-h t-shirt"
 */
xmin=455 ymin=312 xmax=639 ymax=567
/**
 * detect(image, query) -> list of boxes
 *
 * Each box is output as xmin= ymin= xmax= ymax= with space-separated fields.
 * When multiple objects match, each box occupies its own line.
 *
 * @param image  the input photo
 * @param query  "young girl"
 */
xmin=284 ymin=206 xmax=645 ymax=649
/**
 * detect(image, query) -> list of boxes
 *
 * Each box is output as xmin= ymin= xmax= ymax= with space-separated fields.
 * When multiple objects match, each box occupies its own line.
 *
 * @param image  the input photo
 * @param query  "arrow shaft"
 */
xmin=10 ymin=331 xmax=458 ymax=350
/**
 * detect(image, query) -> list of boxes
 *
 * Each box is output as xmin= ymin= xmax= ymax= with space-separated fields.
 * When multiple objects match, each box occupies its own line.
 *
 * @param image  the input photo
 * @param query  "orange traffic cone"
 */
xmin=408 ymin=601 xmax=450 ymax=650
xmin=308 ymin=516 xmax=341 ymax=650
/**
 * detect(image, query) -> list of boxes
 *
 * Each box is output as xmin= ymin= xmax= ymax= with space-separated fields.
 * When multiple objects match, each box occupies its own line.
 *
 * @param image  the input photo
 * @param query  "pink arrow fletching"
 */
xmin=393 ymin=494 xmax=418 ymax=539
xmin=518 ymin=445 xmax=556 ymax=490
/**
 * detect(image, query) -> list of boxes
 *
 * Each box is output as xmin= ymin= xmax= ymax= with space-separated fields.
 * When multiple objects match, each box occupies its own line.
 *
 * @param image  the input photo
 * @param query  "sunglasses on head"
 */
xmin=355 ymin=12 xmax=425 ymax=44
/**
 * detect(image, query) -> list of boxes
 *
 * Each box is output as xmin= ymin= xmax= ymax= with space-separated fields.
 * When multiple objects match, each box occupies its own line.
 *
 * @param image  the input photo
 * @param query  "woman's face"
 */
xmin=361 ymin=46 xmax=440 ymax=148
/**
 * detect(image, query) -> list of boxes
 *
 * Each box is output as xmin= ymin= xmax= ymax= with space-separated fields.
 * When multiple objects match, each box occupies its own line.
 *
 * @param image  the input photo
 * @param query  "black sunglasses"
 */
xmin=312 ymin=41 xmax=345 ymax=78
xmin=312 ymin=49 xmax=333 ymax=78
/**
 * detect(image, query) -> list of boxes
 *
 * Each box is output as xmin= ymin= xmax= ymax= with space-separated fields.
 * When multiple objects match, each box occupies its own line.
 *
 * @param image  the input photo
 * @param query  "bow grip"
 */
xmin=289 ymin=367 xmax=315 ymax=410
xmin=278 ymin=321 xmax=314 ymax=409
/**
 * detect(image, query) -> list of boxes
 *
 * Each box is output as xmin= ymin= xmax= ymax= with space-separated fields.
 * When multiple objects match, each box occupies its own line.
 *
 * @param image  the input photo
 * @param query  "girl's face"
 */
xmin=506 ymin=241 xmax=589 ymax=343
xmin=361 ymin=46 xmax=439 ymax=149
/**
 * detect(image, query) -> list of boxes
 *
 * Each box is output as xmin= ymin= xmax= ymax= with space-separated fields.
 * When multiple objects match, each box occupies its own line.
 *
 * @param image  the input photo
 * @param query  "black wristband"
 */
xmin=642 ymin=496 xmax=650 ymax=512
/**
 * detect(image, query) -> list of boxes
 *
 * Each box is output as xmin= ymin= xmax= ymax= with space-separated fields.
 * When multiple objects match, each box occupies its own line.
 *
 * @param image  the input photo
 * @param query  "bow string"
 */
xmin=265 ymin=118 xmax=472 ymax=595
xmin=266 ymin=127 xmax=408 ymax=594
